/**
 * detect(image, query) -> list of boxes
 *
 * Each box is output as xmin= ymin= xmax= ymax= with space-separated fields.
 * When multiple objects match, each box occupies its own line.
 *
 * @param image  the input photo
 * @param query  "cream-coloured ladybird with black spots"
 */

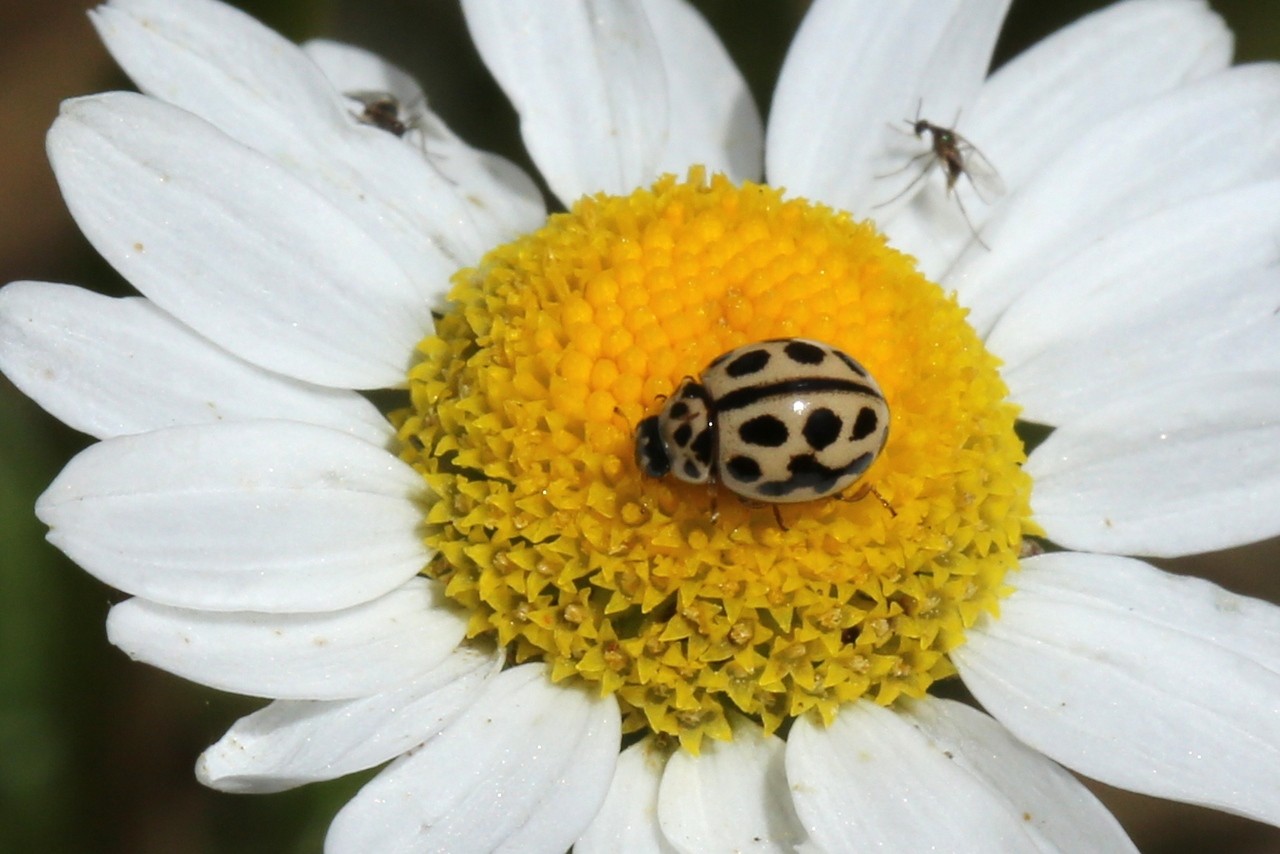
xmin=634 ymin=338 xmax=890 ymax=503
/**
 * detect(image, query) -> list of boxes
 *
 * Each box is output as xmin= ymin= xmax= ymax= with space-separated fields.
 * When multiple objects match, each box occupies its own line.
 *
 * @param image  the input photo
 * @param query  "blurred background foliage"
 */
xmin=1 ymin=1 xmax=1277 ymax=851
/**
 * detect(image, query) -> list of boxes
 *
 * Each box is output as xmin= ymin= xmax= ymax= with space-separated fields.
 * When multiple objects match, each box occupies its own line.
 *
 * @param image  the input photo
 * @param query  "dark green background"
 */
xmin=2 ymin=2 xmax=1278 ymax=851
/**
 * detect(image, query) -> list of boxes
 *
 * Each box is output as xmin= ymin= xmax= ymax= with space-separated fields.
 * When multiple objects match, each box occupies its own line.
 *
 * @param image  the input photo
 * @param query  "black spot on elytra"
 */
xmin=691 ymin=428 xmax=713 ymax=465
xmin=725 ymin=455 xmax=762 ymax=482
xmin=673 ymin=423 xmax=692 ymax=447
xmin=726 ymin=349 xmax=771 ymax=377
xmin=757 ymin=451 xmax=874 ymax=497
xmin=669 ymin=401 xmax=689 ymax=419
xmin=780 ymin=454 xmax=837 ymax=493
xmin=834 ymin=350 xmax=868 ymax=377
xmin=784 ymin=340 xmax=826 ymax=365
xmin=683 ymin=460 xmax=702 ymax=479
xmin=739 ymin=414 xmax=789 ymax=447
xmin=842 ymin=451 xmax=874 ymax=478
xmin=851 ymin=407 xmax=879 ymax=440
xmin=802 ymin=408 xmax=842 ymax=450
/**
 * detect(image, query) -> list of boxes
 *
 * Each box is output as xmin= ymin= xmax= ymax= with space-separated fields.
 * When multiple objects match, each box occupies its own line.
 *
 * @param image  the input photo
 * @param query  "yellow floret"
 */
xmin=397 ymin=168 xmax=1034 ymax=752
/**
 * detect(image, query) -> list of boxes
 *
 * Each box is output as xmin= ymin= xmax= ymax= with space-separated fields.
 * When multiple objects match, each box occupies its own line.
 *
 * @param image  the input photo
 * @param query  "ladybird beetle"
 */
xmin=634 ymin=338 xmax=890 ymax=503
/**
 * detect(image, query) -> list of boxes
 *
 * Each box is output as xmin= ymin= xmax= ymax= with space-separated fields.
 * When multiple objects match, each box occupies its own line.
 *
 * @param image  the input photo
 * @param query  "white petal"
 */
xmin=300 ymin=36 xmax=423 ymax=96
xmin=37 ymin=421 xmax=427 ymax=612
xmin=462 ymin=0 xmax=667 ymax=202
xmin=972 ymin=0 xmax=1231 ymax=186
xmin=301 ymin=38 xmax=546 ymax=243
xmin=325 ymin=664 xmax=620 ymax=854
xmin=657 ymin=715 xmax=807 ymax=853
xmin=990 ymin=182 xmax=1280 ymax=425
xmin=641 ymin=0 xmax=763 ymax=183
xmin=197 ymin=643 xmax=502 ymax=793
xmin=787 ymin=698 xmax=1134 ymax=852
xmin=1028 ymin=373 xmax=1280 ymax=557
xmin=950 ymin=64 xmax=1280 ymax=334
xmin=954 ymin=552 xmax=1280 ymax=826
xmin=576 ymin=737 xmax=678 ymax=854
xmin=106 ymin=577 xmax=468 ymax=700
xmin=767 ymin=0 xmax=1010 ymax=213
xmin=49 ymin=92 xmax=431 ymax=389
xmin=92 ymin=0 xmax=493 ymax=285
xmin=0 ymin=282 xmax=391 ymax=444
xmin=885 ymin=0 xmax=1232 ymax=274
xmin=93 ymin=0 xmax=339 ymax=133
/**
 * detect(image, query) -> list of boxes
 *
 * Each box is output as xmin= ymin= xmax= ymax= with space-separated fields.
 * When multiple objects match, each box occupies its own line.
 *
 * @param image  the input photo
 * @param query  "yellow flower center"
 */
xmin=397 ymin=169 xmax=1033 ymax=752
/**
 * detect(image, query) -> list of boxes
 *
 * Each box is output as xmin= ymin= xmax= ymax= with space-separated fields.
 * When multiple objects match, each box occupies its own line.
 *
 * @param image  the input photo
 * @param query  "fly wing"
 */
xmin=955 ymin=136 xmax=1006 ymax=204
xmin=344 ymin=89 xmax=396 ymax=109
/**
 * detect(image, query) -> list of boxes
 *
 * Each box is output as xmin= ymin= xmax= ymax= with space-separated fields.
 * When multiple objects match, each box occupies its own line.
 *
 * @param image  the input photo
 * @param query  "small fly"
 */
xmin=343 ymin=90 xmax=455 ymax=183
xmin=876 ymin=102 xmax=1005 ymax=249
xmin=345 ymin=90 xmax=411 ymax=137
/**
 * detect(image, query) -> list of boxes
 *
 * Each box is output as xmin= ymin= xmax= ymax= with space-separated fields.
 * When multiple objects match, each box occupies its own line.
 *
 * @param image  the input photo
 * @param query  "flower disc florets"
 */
xmin=398 ymin=169 xmax=1033 ymax=751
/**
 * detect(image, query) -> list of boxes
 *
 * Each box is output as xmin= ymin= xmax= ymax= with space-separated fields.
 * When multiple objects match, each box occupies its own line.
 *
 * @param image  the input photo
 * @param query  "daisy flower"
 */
xmin=2 ymin=0 xmax=1279 ymax=850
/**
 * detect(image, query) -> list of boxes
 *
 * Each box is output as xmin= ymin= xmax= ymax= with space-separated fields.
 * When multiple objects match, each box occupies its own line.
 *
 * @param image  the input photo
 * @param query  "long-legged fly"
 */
xmin=876 ymin=102 xmax=1005 ymax=249
xmin=345 ymin=90 xmax=414 ymax=138
xmin=343 ymin=90 xmax=456 ymax=184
